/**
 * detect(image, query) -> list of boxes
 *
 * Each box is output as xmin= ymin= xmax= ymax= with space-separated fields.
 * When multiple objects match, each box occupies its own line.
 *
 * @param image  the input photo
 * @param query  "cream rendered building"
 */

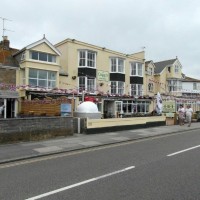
xmin=55 ymin=39 xmax=153 ymax=118
xmin=154 ymin=58 xmax=183 ymax=96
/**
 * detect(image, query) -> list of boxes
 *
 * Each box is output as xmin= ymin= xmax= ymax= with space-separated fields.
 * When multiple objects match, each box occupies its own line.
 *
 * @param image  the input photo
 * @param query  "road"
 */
xmin=0 ymin=129 xmax=200 ymax=200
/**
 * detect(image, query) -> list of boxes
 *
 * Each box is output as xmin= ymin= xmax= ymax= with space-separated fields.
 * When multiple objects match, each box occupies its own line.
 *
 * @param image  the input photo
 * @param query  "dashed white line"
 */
xmin=167 ymin=145 xmax=200 ymax=157
xmin=25 ymin=166 xmax=135 ymax=200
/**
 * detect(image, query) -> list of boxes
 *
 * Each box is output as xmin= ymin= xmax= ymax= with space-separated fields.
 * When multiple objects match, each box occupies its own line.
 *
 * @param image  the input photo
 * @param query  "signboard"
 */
xmin=0 ymin=90 xmax=19 ymax=98
xmin=97 ymin=70 xmax=109 ymax=82
xmin=166 ymin=113 xmax=175 ymax=118
xmin=163 ymin=101 xmax=176 ymax=113
xmin=61 ymin=103 xmax=71 ymax=116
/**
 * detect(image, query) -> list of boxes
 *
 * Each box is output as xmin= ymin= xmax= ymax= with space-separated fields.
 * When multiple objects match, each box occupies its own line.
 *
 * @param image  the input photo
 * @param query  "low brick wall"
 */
xmin=0 ymin=117 xmax=74 ymax=144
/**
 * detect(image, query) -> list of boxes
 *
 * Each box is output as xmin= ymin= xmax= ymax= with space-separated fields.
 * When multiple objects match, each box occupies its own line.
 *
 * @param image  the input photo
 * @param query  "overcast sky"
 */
xmin=1 ymin=0 xmax=200 ymax=78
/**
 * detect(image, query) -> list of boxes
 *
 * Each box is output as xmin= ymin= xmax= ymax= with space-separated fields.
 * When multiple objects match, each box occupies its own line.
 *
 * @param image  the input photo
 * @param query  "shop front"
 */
xmin=103 ymin=97 xmax=152 ymax=118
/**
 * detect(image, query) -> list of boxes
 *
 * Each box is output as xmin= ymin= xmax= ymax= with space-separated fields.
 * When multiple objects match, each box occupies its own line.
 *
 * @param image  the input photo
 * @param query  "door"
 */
xmin=115 ymin=101 xmax=123 ymax=117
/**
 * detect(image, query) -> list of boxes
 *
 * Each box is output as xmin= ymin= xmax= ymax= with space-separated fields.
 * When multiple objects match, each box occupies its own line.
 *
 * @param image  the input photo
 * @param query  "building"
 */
xmin=153 ymin=58 xmax=200 ymax=112
xmin=55 ymin=39 xmax=153 ymax=118
xmin=0 ymin=36 xmax=19 ymax=118
xmin=144 ymin=60 xmax=156 ymax=97
xmin=154 ymin=57 xmax=183 ymax=96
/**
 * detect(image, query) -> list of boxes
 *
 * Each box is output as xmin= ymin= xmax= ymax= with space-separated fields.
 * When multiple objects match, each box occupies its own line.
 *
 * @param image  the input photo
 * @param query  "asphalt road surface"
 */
xmin=0 ymin=129 xmax=200 ymax=200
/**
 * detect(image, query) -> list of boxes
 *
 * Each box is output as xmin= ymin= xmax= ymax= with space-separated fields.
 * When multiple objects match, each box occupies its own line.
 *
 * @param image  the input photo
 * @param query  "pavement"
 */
xmin=0 ymin=122 xmax=200 ymax=164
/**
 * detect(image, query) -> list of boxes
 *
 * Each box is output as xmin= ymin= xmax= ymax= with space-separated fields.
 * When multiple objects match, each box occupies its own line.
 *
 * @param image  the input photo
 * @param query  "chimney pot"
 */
xmin=2 ymin=36 xmax=9 ymax=49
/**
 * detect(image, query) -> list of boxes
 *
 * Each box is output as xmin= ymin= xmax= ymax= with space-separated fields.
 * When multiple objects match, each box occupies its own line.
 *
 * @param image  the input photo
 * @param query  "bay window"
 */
xmin=79 ymin=76 xmax=96 ymax=93
xmin=79 ymin=50 xmax=96 ymax=68
xmin=110 ymin=58 xmax=124 ymax=73
xmin=29 ymin=69 xmax=56 ymax=89
xmin=130 ymin=84 xmax=143 ymax=96
xmin=111 ymin=81 xmax=125 ymax=95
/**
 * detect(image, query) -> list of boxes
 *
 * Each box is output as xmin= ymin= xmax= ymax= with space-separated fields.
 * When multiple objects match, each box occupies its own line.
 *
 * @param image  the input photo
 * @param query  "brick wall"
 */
xmin=0 ymin=68 xmax=16 ymax=84
xmin=0 ymin=117 xmax=74 ymax=143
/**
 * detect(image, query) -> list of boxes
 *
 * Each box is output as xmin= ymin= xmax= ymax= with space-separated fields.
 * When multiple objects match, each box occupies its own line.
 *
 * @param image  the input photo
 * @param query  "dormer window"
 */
xmin=30 ymin=51 xmax=56 ymax=63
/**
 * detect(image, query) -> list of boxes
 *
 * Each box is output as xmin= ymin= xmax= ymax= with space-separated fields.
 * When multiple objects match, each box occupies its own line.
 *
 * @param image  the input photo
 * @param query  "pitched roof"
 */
xmin=145 ymin=60 xmax=155 ymax=68
xmin=154 ymin=58 xmax=177 ymax=74
xmin=182 ymin=76 xmax=200 ymax=82
xmin=13 ymin=37 xmax=61 ymax=56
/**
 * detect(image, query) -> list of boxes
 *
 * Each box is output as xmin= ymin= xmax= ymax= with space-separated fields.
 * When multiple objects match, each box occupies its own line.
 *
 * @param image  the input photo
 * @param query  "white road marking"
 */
xmin=25 ymin=166 xmax=135 ymax=200
xmin=167 ymin=145 xmax=200 ymax=157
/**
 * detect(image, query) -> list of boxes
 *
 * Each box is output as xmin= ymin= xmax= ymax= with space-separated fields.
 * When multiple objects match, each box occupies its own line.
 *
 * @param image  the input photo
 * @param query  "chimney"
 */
xmin=2 ymin=36 xmax=10 ymax=50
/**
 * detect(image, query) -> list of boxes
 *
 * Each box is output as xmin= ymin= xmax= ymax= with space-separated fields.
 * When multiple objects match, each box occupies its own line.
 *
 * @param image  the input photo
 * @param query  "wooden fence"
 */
xmin=20 ymin=97 xmax=72 ymax=116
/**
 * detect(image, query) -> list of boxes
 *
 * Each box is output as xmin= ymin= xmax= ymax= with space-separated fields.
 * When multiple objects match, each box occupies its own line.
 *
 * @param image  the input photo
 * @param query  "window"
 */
xmin=168 ymin=67 xmax=171 ymax=73
xmin=168 ymin=80 xmax=182 ymax=92
xmin=29 ymin=69 xmax=56 ymax=89
xmin=122 ymin=101 xmax=149 ymax=114
xmin=30 ymin=51 xmax=56 ymax=63
xmin=79 ymin=76 xmax=96 ymax=93
xmin=79 ymin=50 xmax=96 ymax=68
xmin=110 ymin=58 xmax=124 ymax=73
xmin=193 ymin=83 xmax=197 ymax=90
xmin=130 ymin=62 xmax=143 ymax=76
xmin=148 ymin=83 xmax=154 ymax=92
xmin=130 ymin=84 xmax=143 ymax=96
xmin=149 ymin=67 xmax=153 ymax=75
xmin=111 ymin=81 xmax=124 ymax=95
xmin=175 ymin=65 xmax=179 ymax=73
xmin=21 ymin=51 xmax=26 ymax=61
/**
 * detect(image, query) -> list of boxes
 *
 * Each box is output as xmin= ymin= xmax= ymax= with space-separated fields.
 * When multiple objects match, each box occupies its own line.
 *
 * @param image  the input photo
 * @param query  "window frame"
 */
xmin=29 ymin=68 xmax=56 ymax=89
xmin=78 ymin=76 xmax=96 ymax=94
xmin=78 ymin=50 xmax=96 ymax=68
xmin=110 ymin=81 xmax=125 ymax=95
xmin=130 ymin=62 xmax=143 ymax=76
xmin=110 ymin=57 xmax=125 ymax=73
xmin=30 ymin=51 xmax=56 ymax=63
xmin=130 ymin=84 xmax=143 ymax=96
xmin=174 ymin=65 xmax=179 ymax=73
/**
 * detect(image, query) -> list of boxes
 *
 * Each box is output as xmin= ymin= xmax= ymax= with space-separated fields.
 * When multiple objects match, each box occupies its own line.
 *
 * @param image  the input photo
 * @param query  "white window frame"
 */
xmin=148 ymin=83 xmax=154 ymax=92
xmin=110 ymin=81 xmax=125 ymax=95
xmin=130 ymin=62 xmax=143 ymax=76
xmin=175 ymin=65 xmax=179 ymax=73
xmin=130 ymin=84 xmax=143 ymax=96
xmin=30 ymin=51 xmax=56 ymax=63
xmin=78 ymin=50 xmax=96 ymax=68
xmin=78 ymin=76 xmax=96 ymax=94
xmin=193 ymin=83 xmax=197 ymax=90
xmin=110 ymin=58 xmax=125 ymax=73
xmin=168 ymin=80 xmax=182 ymax=92
xmin=29 ymin=68 xmax=56 ymax=89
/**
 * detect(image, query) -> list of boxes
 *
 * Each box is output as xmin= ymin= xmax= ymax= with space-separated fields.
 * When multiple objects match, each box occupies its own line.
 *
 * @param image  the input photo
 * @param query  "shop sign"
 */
xmin=163 ymin=101 xmax=176 ymax=113
xmin=97 ymin=70 xmax=109 ymax=82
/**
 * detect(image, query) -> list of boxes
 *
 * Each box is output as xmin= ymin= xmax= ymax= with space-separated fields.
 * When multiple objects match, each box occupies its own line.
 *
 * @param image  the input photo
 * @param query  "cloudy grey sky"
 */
xmin=1 ymin=0 xmax=200 ymax=78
